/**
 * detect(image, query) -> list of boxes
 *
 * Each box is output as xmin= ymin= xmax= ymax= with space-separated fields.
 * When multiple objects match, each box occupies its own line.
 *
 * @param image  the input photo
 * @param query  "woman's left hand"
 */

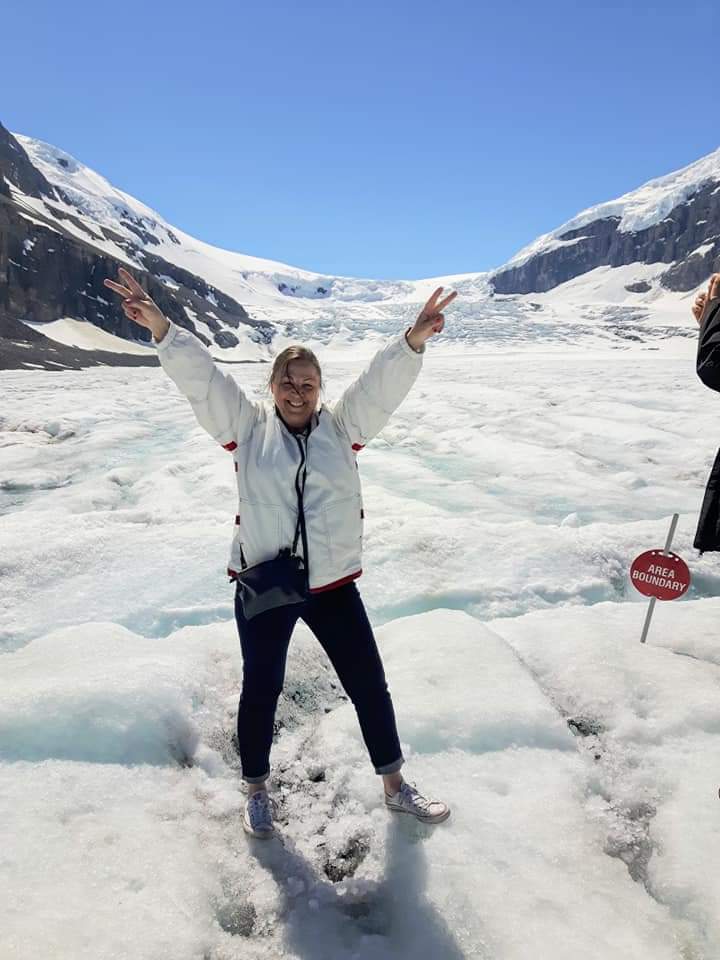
xmin=407 ymin=287 xmax=457 ymax=349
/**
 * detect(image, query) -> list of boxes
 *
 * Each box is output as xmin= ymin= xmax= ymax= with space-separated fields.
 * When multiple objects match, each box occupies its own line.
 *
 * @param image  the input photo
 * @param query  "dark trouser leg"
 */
xmin=301 ymin=582 xmax=403 ymax=775
xmin=233 ymin=587 xmax=300 ymax=783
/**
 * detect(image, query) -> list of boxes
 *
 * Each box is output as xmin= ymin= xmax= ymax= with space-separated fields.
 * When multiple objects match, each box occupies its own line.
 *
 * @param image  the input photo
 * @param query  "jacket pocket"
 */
xmin=230 ymin=525 xmax=245 ymax=570
xmin=322 ymin=495 xmax=362 ymax=565
xmin=237 ymin=498 xmax=283 ymax=563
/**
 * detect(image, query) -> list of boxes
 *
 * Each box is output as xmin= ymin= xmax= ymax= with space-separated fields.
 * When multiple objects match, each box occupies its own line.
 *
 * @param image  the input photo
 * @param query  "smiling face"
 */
xmin=271 ymin=358 xmax=322 ymax=431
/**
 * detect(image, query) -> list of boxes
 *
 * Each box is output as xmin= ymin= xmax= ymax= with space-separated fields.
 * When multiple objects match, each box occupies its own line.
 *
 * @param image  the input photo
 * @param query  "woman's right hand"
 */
xmin=104 ymin=267 xmax=170 ymax=341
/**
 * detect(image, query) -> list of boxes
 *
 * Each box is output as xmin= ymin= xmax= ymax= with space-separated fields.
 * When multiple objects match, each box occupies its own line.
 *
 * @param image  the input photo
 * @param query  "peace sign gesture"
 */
xmin=103 ymin=267 xmax=169 ymax=341
xmin=407 ymin=287 xmax=458 ymax=350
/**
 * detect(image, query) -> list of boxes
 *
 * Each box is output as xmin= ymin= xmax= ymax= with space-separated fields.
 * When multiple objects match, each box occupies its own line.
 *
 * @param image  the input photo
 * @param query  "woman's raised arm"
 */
xmin=332 ymin=287 xmax=457 ymax=448
xmin=104 ymin=267 xmax=259 ymax=450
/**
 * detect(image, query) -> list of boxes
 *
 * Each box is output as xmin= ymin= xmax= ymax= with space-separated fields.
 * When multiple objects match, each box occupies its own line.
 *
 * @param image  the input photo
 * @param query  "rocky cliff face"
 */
xmin=0 ymin=122 xmax=272 ymax=370
xmin=0 ymin=124 xmax=54 ymax=200
xmin=491 ymin=176 xmax=720 ymax=295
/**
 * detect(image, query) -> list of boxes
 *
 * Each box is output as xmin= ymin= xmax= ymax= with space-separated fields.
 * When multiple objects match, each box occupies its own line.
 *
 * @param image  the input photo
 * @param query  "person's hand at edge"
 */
xmin=692 ymin=273 xmax=720 ymax=326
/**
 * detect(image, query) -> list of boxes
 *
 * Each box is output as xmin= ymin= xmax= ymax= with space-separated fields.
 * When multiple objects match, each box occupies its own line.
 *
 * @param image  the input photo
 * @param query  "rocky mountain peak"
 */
xmin=491 ymin=149 xmax=720 ymax=295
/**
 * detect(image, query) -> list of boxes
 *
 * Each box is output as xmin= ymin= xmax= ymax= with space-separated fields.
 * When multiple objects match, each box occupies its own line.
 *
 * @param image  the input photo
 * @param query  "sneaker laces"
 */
xmin=247 ymin=790 xmax=272 ymax=827
xmin=399 ymin=781 xmax=435 ymax=813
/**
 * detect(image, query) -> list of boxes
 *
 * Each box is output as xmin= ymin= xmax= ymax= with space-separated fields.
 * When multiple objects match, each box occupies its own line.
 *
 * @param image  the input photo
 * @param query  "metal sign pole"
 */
xmin=640 ymin=513 xmax=679 ymax=644
xmin=662 ymin=513 xmax=679 ymax=556
xmin=639 ymin=597 xmax=656 ymax=645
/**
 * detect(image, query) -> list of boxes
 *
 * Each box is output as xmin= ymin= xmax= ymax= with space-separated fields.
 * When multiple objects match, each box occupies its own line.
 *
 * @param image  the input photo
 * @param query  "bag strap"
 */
xmin=291 ymin=457 xmax=306 ymax=554
xmin=293 ymin=437 xmax=310 ymax=587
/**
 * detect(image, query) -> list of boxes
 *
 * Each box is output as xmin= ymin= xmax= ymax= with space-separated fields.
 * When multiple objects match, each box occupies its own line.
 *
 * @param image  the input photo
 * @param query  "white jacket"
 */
xmin=154 ymin=321 xmax=425 ymax=591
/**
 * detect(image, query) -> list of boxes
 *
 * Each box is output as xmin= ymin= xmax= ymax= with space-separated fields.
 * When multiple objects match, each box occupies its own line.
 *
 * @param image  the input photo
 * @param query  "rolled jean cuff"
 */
xmin=375 ymin=755 xmax=404 ymax=776
xmin=242 ymin=770 xmax=269 ymax=784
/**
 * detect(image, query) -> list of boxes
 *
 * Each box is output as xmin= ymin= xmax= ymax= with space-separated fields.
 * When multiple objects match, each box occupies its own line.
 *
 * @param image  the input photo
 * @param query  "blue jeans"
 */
xmin=234 ymin=581 xmax=404 ymax=783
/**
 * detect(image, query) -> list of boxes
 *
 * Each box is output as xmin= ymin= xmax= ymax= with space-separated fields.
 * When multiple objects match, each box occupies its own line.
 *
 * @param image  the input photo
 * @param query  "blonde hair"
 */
xmin=268 ymin=345 xmax=323 ymax=392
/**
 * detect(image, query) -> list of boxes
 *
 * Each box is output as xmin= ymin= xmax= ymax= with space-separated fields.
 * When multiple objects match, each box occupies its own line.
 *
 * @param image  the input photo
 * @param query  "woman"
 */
xmin=104 ymin=267 xmax=456 ymax=838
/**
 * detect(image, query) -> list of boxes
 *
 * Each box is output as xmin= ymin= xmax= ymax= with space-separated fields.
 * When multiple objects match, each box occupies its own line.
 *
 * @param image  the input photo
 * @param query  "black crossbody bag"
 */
xmin=235 ymin=438 xmax=310 ymax=620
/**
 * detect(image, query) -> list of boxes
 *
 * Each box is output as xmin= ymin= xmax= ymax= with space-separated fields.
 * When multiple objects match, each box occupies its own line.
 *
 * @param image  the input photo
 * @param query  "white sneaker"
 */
xmin=385 ymin=781 xmax=450 ymax=824
xmin=243 ymin=789 xmax=274 ymax=838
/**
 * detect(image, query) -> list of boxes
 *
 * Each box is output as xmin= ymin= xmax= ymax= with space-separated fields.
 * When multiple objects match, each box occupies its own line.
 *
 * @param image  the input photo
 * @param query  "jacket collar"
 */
xmin=274 ymin=406 xmax=320 ymax=438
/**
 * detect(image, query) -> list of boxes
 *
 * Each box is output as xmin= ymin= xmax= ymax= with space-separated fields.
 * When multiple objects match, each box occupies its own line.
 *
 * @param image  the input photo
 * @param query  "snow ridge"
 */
xmin=503 ymin=146 xmax=720 ymax=271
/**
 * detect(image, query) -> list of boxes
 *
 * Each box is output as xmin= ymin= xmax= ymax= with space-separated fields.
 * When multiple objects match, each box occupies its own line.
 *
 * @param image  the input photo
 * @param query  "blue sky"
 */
xmin=3 ymin=0 xmax=719 ymax=279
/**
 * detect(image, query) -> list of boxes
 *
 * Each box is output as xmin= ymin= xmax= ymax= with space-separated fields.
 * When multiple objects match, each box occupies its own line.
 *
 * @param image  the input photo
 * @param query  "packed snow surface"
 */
xmin=22 ymin=317 xmax=155 ymax=355
xmin=2 ymin=320 xmax=720 ymax=959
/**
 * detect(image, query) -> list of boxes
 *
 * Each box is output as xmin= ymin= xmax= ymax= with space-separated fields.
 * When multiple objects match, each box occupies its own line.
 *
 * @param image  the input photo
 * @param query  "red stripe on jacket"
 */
xmin=308 ymin=570 xmax=362 ymax=593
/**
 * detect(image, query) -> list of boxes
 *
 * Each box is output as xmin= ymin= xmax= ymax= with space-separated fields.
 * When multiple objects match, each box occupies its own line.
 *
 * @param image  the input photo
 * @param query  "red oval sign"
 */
xmin=630 ymin=550 xmax=691 ymax=601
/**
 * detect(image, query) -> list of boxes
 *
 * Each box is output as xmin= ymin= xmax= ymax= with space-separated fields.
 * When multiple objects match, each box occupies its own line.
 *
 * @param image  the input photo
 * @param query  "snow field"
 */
xmin=0 ymin=607 xmax=703 ymax=959
xmin=489 ymin=598 xmax=720 ymax=956
xmin=2 ymin=331 xmax=720 ymax=957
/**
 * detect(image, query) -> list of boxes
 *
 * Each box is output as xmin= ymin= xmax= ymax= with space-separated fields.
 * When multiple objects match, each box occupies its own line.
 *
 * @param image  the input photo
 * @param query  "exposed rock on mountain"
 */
xmin=0 ymin=121 xmax=272 ymax=370
xmin=491 ymin=157 xmax=720 ymax=295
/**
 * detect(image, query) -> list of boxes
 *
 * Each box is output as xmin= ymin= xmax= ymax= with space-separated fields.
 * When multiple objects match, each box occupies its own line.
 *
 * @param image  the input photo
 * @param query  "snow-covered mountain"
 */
xmin=492 ymin=148 xmax=720 ymax=295
xmin=1 ymin=118 xmax=715 ymax=370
